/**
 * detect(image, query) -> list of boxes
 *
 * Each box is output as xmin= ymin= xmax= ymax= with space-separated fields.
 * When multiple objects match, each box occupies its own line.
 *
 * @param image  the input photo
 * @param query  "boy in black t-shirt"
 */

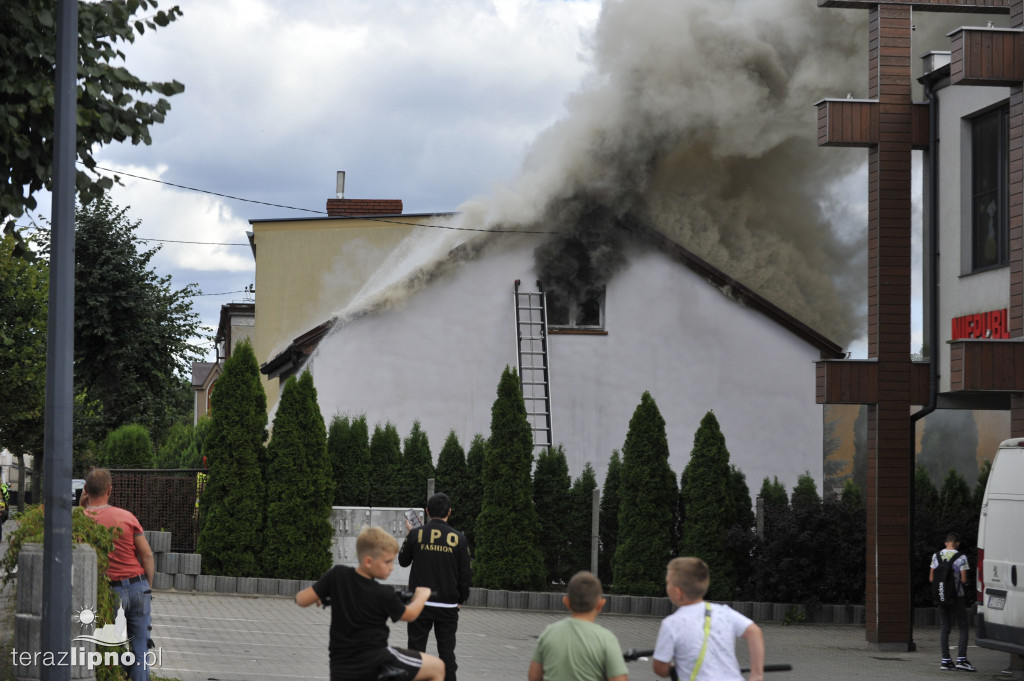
xmin=297 ymin=526 xmax=445 ymax=681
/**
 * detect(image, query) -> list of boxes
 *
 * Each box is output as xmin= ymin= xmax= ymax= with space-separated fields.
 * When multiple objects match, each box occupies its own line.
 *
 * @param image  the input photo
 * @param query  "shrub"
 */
xmin=473 ymin=366 xmax=544 ymax=590
xmin=101 ymin=424 xmax=154 ymax=469
xmin=262 ymin=371 xmax=332 ymax=579
xmin=614 ymin=392 xmax=677 ymax=596
xmin=197 ymin=340 xmax=267 ymax=577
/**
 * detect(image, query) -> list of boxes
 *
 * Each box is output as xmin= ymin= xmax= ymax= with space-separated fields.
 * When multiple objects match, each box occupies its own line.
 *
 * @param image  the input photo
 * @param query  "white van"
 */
xmin=976 ymin=438 xmax=1024 ymax=655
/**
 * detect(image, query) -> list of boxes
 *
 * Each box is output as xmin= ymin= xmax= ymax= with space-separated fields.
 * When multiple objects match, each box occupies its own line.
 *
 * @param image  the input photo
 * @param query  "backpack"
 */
xmin=932 ymin=550 xmax=964 ymax=605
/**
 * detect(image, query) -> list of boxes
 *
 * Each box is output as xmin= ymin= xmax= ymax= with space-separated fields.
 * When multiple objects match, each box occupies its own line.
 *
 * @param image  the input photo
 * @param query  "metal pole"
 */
xmin=427 ymin=477 xmax=435 ymax=503
xmin=590 ymin=488 xmax=600 ymax=575
xmin=41 ymin=1 xmax=78 ymax=678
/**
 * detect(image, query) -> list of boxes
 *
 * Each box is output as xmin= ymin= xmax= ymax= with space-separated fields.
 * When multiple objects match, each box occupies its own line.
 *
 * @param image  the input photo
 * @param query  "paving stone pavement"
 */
xmin=143 ymin=589 xmax=1018 ymax=681
xmin=2 ymin=517 xmax=1018 ymax=681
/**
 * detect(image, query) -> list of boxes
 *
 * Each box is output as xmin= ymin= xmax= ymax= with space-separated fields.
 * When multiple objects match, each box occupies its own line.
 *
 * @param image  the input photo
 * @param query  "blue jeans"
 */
xmin=111 ymin=577 xmax=152 ymax=681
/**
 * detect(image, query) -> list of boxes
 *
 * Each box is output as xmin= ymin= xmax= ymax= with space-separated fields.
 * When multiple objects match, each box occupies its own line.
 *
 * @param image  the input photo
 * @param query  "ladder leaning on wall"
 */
xmin=513 ymin=279 xmax=553 ymax=452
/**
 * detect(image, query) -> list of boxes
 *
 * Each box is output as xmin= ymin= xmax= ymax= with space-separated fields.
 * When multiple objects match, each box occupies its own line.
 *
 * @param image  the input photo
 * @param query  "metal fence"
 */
xmin=109 ymin=469 xmax=205 ymax=553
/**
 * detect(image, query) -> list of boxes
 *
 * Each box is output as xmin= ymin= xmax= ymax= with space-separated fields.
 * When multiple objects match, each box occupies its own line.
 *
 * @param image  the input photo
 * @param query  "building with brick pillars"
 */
xmin=815 ymin=0 xmax=1021 ymax=651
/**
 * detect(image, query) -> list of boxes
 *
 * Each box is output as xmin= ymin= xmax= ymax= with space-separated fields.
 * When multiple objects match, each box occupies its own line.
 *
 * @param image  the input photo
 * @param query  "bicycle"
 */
xmin=623 ymin=648 xmax=792 ymax=679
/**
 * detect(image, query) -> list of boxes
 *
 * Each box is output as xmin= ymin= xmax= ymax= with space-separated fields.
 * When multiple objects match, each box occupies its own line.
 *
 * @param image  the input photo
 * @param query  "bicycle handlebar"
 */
xmin=623 ymin=649 xmax=791 ymax=673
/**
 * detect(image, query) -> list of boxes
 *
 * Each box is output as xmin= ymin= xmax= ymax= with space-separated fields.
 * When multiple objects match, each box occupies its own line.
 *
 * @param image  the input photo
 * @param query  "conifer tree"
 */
xmin=473 ymin=366 xmax=544 ymax=590
xmin=197 ymin=341 xmax=267 ymax=577
xmin=614 ymin=392 xmax=678 ymax=596
xmin=328 ymin=414 xmax=370 ymax=506
xmin=262 ymin=371 xmax=332 ymax=579
xmin=462 ymin=434 xmax=486 ymax=552
xmin=567 ymin=462 xmax=598 ymax=577
xmin=533 ymin=445 xmax=572 ymax=584
xmin=725 ymin=464 xmax=756 ymax=598
xmin=369 ymin=422 xmax=402 ymax=506
xmin=598 ymin=450 xmax=622 ymax=585
xmin=679 ymin=411 xmax=737 ymax=600
xmin=434 ymin=431 xmax=469 ymax=528
xmin=100 ymin=424 xmax=154 ymax=469
xmin=400 ymin=421 xmax=435 ymax=507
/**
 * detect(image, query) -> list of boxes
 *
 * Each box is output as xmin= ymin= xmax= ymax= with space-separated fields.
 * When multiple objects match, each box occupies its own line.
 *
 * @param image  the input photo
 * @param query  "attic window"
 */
xmin=547 ymin=288 xmax=605 ymax=330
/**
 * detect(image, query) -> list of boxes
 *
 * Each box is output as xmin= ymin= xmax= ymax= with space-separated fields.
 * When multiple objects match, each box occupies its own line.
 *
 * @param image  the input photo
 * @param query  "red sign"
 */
xmin=951 ymin=309 xmax=1009 ymax=340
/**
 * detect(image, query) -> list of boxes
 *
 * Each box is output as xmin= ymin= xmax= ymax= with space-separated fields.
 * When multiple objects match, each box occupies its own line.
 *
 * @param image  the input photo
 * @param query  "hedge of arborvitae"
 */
xmin=368 ymin=421 xmax=402 ymax=506
xmin=434 ymin=430 xmax=469 ymax=524
xmin=329 ymin=414 xmax=371 ymax=506
xmin=679 ymin=411 xmax=737 ymax=601
xmin=262 ymin=370 xmax=333 ymax=580
xmin=566 ymin=462 xmax=598 ymax=577
xmin=400 ymin=421 xmax=435 ymax=507
xmin=598 ymin=450 xmax=622 ymax=585
xmin=197 ymin=340 xmax=267 ymax=577
xmin=473 ymin=366 xmax=545 ymax=590
xmin=533 ymin=445 xmax=572 ymax=584
xmin=613 ymin=391 xmax=678 ymax=596
xmin=101 ymin=423 xmax=154 ymax=469
xmin=462 ymin=434 xmax=486 ymax=553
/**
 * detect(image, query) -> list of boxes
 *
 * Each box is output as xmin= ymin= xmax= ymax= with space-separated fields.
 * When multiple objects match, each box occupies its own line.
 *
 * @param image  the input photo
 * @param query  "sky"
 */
xmin=17 ymin=0 xmax=990 ymax=364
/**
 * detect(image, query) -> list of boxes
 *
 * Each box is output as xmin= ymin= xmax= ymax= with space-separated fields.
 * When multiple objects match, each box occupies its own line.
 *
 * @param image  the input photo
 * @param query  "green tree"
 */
xmin=0 ymin=231 xmax=48 ymax=498
xmin=533 ymin=445 xmax=572 ymax=584
xmin=434 ymin=430 xmax=468 ymax=502
xmin=473 ymin=366 xmax=544 ymax=590
xmin=400 ymin=421 xmax=434 ymax=507
xmin=614 ymin=392 xmax=678 ymax=596
xmin=725 ymin=464 xmax=756 ymax=599
xmin=913 ymin=464 xmax=941 ymax=606
xmin=462 ymin=434 xmax=486 ymax=552
xmin=598 ymin=450 xmax=622 ymax=585
xmin=156 ymin=422 xmax=191 ymax=468
xmin=369 ymin=422 xmax=402 ymax=506
xmin=100 ymin=423 xmax=153 ymax=468
xmin=567 ymin=462 xmax=598 ymax=577
xmin=328 ymin=414 xmax=371 ymax=506
xmin=178 ymin=415 xmax=211 ymax=469
xmin=679 ymin=411 xmax=737 ymax=600
xmin=262 ymin=371 xmax=332 ymax=579
xmin=197 ymin=340 xmax=267 ymax=577
xmin=38 ymin=197 xmax=204 ymax=442
xmin=0 ymin=0 xmax=184 ymax=222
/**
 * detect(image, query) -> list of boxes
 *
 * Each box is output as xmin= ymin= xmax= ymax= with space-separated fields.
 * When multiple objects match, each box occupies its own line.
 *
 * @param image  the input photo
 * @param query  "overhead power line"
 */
xmin=87 ymin=164 xmax=561 ymax=237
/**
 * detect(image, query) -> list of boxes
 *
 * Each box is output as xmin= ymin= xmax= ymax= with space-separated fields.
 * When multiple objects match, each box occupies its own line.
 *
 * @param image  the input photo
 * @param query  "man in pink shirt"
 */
xmin=83 ymin=468 xmax=155 ymax=681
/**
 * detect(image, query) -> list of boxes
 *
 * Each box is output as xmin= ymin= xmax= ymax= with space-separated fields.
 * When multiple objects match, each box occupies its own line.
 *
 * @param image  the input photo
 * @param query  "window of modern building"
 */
xmin=970 ymin=105 xmax=1008 ymax=272
xmin=546 ymin=288 xmax=605 ymax=330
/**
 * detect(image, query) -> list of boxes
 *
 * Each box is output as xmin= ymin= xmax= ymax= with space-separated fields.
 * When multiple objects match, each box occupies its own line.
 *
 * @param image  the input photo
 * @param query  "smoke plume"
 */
xmin=458 ymin=0 xmax=870 ymax=345
xmin=329 ymin=0 xmax=872 ymax=346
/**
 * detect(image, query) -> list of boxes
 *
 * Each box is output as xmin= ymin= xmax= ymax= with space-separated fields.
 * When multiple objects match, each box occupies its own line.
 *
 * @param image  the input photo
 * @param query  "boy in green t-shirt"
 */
xmin=528 ymin=571 xmax=628 ymax=681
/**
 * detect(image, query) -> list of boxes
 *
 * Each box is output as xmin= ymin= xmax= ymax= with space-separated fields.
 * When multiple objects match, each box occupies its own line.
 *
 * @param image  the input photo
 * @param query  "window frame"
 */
xmin=969 ymin=104 xmax=1009 ymax=273
xmin=545 ymin=288 xmax=606 ymax=331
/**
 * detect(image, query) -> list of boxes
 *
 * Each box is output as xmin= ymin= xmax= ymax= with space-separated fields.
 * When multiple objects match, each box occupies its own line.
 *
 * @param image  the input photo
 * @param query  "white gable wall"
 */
xmin=307 ymin=235 xmax=825 ymax=494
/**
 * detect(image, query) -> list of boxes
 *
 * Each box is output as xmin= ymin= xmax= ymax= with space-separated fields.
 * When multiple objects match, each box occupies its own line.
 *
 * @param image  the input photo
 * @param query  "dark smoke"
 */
xmin=470 ymin=0 xmax=872 ymax=345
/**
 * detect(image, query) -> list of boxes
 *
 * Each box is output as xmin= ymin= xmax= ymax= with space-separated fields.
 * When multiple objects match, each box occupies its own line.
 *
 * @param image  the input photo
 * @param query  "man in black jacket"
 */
xmin=399 ymin=493 xmax=472 ymax=681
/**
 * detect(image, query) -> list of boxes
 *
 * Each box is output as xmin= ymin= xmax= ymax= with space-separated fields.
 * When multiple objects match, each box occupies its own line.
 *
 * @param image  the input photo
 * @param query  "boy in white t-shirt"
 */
xmin=653 ymin=557 xmax=764 ymax=681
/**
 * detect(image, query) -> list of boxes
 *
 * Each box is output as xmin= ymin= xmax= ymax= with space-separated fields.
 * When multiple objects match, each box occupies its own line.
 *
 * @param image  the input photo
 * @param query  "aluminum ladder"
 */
xmin=514 ymin=279 xmax=553 ymax=451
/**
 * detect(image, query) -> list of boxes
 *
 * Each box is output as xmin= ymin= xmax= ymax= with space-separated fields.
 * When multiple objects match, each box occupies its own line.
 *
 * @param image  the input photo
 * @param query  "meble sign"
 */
xmin=950 ymin=309 xmax=1009 ymax=340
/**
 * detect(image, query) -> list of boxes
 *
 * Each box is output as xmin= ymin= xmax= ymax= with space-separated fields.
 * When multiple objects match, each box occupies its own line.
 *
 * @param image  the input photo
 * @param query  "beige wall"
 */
xmin=251 ymin=216 xmax=423 ymax=408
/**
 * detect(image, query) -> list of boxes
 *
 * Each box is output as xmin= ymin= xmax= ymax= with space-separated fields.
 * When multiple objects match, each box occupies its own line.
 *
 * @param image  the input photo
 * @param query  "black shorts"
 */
xmin=378 ymin=647 xmax=423 ymax=681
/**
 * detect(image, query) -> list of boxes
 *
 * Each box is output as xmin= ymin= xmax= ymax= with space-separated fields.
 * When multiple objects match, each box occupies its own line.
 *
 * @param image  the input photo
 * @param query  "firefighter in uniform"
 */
xmin=399 ymin=492 xmax=472 ymax=681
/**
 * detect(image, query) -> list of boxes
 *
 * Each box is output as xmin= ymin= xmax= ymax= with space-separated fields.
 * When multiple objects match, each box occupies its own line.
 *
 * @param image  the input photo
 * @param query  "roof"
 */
xmin=191 ymin=362 xmax=220 ymax=389
xmin=259 ymin=224 xmax=844 ymax=377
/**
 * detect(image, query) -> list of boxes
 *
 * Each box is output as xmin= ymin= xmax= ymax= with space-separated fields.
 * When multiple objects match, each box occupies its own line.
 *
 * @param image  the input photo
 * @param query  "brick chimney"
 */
xmin=326 ymin=198 xmax=404 ymax=216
